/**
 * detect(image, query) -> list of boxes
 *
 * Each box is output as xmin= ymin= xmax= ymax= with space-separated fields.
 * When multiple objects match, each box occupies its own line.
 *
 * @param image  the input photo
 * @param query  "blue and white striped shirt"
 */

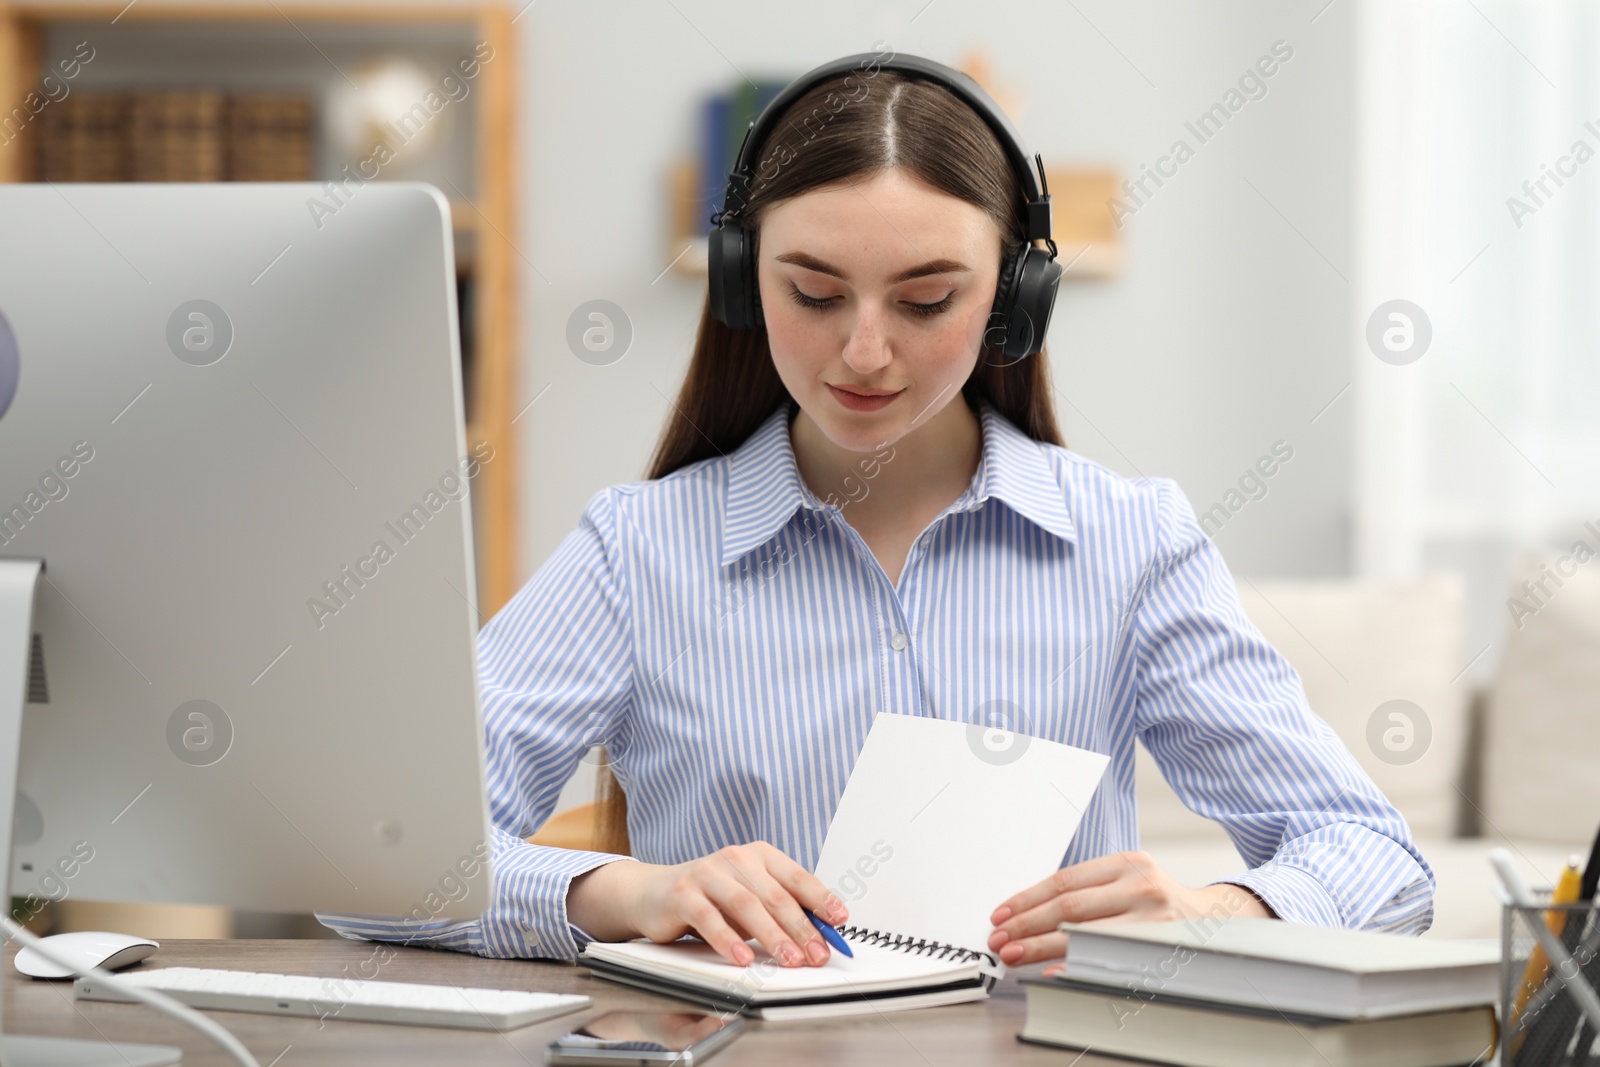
xmin=318 ymin=400 xmax=1434 ymax=959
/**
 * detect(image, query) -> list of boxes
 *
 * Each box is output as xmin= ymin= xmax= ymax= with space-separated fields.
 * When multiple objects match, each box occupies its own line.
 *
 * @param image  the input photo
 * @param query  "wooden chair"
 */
xmin=527 ymin=763 xmax=631 ymax=854
xmin=526 ymin=802 xmax=603 ymax=851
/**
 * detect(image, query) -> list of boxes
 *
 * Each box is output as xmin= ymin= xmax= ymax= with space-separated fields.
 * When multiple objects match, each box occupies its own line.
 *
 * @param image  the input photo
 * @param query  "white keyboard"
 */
xmin=74 ymin=966 xmax=591 ymax=1031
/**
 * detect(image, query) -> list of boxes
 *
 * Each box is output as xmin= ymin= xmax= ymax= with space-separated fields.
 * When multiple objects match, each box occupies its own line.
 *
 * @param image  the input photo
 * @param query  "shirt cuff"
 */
xmin=1209 ymin=861 xmax=1345 ymax=927
xmin=476 ymin=826 xmax=637 ymax=960
xmin=316 ymin=825 xmax=635 ymax=962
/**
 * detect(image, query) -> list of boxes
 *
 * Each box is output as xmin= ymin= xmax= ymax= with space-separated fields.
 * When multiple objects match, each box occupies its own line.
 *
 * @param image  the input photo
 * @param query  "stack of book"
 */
xmin=36 ymin=90 xmax=313 ymax=182
xmin=1020 ymin=917 xmax=1501 ymax=1067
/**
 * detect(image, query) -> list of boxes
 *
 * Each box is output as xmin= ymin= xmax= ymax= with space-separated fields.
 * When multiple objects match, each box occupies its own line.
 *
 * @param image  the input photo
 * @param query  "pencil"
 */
xmin=1509 ymin=857 xmax=1583 ymax=1058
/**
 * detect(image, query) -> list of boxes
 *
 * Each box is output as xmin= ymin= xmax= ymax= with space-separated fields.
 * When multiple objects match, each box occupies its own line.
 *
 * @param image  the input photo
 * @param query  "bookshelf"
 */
xmin=0 ymin=1 xmax=522 ymax=620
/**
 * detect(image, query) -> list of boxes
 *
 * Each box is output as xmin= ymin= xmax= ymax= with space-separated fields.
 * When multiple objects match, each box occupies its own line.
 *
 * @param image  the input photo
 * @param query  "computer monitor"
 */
xmin=0 ymin=182 xmax=495 ymax=1064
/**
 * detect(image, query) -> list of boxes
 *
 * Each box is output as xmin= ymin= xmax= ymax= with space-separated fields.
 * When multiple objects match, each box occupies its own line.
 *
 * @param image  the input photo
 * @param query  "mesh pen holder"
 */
xmin=1499 ymin=890 xmax=1600 ymax=1066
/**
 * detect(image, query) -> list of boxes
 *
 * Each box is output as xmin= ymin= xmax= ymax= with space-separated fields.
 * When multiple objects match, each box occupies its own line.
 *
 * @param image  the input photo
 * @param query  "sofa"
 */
xmin=1141 ymin=565 xmax=1600 ymax=940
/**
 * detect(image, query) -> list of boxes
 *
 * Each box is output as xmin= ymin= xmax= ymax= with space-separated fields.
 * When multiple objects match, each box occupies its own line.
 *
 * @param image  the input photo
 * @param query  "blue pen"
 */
xmin=805 ymin=910 xmax=854 ymax=958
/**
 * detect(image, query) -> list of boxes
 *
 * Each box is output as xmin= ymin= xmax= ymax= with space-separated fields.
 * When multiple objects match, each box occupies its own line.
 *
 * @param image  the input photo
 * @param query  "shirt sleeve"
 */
xmin=1128 ymin=479 xmax=1436 ymax=934
xmin=316 ymin=488 xmax=639 ymax=960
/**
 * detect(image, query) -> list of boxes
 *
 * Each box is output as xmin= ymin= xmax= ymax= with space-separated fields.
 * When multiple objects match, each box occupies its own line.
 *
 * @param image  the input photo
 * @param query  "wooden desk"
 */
xmin=5 ymin=939 xmax=1136 ymax=1065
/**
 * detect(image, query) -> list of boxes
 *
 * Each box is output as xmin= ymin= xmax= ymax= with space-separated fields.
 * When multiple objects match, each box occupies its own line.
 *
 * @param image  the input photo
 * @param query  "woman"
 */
xmin=321 ymin=57 xmax=1434 ymax=971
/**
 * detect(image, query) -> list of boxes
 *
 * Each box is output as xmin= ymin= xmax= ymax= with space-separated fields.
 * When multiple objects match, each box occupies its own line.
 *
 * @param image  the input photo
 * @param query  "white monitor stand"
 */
xmin=2 ymin=558 xmax=181 ymax=1065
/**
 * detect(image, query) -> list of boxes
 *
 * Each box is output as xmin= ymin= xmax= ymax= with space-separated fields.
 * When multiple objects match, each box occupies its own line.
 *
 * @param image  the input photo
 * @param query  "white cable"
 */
xmin=2 ymin=916 xmax=261 ymax=1067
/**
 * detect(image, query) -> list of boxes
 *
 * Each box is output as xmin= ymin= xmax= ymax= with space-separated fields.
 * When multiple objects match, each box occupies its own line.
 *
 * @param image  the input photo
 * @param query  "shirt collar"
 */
xmin=967 ymin=401 xmax=1079 ymax=544
xmin=719 ymin=400 xmax=1077 ymax=567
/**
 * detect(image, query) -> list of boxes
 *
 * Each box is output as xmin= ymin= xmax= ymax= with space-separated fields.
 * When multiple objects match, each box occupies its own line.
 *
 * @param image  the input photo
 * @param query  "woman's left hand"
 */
xmin=986 ymin=850 xmax=1275 ymax=967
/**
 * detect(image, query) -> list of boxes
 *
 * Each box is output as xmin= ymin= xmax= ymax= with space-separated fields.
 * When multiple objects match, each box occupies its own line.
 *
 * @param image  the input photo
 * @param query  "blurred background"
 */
xmin=4 ymin=0 xmax=1597 ymax=941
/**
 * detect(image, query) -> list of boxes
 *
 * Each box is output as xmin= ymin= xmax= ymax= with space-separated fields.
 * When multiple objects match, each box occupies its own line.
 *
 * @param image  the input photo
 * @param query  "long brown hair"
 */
xmin=591 ymin=67 xmax=1064 ymax=856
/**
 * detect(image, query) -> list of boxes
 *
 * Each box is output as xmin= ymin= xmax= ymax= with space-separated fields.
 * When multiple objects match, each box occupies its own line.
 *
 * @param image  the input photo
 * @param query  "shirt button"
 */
xmin=890 ymin=632 xmax=908 ymax=651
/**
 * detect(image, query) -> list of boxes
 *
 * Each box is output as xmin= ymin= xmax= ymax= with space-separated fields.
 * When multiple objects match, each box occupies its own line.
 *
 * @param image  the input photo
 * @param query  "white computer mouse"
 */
xmin=14 ymin=931 xmax=159 ymax=980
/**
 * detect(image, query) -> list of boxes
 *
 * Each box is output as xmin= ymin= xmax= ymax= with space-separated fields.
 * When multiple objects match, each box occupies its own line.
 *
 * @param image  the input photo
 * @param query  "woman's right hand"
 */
xmin=567 ymin=841 xmax=849 ymax=967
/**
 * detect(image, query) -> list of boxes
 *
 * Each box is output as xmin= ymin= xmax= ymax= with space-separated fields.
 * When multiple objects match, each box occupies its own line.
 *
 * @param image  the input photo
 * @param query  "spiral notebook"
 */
xmin=579 ymin=713 xmax=1111 ymax=1020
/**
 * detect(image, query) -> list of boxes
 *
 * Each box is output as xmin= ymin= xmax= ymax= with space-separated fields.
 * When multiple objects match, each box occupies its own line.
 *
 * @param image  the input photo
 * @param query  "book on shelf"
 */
xmin=226 ymin=94 xmax=314 ymax=181
xmin=36 ymin=92 xmax=129 ymax=181
xmin=130 ymin=90 xmax=226 ymax=182
xmin=698 ymin=78 xmax=786 ymax=229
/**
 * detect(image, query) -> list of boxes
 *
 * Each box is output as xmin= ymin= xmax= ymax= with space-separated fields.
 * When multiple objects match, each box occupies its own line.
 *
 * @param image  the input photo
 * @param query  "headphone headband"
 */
xmin=720 ymin=51 xmax=1055 ymax=246
xmin=707 ymin=50 xmax=1063 ymax=359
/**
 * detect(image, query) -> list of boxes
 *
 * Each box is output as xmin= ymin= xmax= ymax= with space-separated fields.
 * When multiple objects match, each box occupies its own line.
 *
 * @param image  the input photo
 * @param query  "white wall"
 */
xmin=518 ymin=0 xmax=1358 ymax=584
xmin=28 ymin=0 xmax=1360 ymax=587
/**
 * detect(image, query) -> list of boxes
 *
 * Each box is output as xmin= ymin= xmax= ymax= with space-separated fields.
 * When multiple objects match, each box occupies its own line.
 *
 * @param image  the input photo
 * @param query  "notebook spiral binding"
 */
xmin=834 ymin=923 xmax=994 ymax=967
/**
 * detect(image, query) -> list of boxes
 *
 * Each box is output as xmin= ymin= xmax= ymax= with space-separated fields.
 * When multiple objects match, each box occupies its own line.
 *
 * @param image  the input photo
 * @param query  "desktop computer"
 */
xmin=0 ymin=183 xmax=498 ymax=1064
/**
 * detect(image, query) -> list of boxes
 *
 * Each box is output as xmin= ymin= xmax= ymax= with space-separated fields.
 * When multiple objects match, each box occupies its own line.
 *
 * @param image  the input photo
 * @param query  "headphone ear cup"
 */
xmin=1010 ymin=247 xmax=1062 ymax=358
xmin=709 ymin=222 xmax=759 ymax=329
xmin=744 ymin=223 xmax=764 ymax=329
xmin=985 ymin=246 xmax=1024 ymax=350
xmin=986 ymin=246 xmax=1027 ymax=361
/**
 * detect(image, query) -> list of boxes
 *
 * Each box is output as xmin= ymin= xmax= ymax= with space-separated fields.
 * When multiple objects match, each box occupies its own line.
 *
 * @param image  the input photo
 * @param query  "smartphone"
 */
xmin=544 ymin=1010 xmax=745 ymax=1066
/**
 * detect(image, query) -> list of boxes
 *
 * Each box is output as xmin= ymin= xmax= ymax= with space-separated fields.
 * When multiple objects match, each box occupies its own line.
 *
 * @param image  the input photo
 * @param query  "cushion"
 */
xmin=1482 ymin=554 xmax=1600 ymax=843
xmin=1139 ymin=575 xmax=1470 ymax=842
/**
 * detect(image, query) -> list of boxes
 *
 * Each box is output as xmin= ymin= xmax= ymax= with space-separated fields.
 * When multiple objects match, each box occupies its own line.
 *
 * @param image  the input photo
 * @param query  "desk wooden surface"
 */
xmin=5 ymin=938 xmax=1138 ymax=1065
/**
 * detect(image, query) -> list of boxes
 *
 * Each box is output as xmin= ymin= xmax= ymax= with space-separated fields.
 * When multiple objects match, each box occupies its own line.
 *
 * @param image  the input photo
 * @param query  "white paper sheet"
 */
xmin=812 ymin=713 xmax=1110 ymax=956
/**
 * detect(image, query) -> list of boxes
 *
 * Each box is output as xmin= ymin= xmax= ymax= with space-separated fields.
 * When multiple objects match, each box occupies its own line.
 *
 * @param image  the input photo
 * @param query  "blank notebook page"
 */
xmin=812 ymin=714 xmax=1110 ymax=955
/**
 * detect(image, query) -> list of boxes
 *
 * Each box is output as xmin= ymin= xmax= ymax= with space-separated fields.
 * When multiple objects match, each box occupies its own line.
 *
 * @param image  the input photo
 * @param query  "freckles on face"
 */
xmin=754 ymin=167 xmax=1004 ymax=450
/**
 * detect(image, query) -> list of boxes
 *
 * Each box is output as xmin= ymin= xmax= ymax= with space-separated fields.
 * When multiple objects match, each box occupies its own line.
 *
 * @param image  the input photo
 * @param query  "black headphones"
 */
xmin=707 ymin=51 xmax=1062 ymax=362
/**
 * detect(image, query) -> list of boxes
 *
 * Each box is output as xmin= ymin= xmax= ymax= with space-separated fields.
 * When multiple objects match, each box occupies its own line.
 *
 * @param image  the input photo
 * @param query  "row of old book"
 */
xmin=34 ymin=91 xmax=313 ymax=182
